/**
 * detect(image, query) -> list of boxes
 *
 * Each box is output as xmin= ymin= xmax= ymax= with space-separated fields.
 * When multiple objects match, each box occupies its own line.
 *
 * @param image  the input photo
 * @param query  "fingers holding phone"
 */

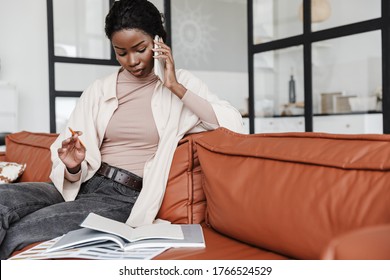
xmin=153 ymin=36 xmax=185 ymax=96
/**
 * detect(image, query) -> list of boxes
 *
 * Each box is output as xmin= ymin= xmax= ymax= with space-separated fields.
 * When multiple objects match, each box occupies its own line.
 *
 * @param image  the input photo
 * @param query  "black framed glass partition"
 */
xmin=248 ymin=0 xmax=389 ymax=134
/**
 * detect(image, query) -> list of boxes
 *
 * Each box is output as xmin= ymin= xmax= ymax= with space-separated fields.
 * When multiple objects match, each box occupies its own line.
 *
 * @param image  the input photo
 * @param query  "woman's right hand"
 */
xmin=57 ymin=131 xmax=86 ymax=173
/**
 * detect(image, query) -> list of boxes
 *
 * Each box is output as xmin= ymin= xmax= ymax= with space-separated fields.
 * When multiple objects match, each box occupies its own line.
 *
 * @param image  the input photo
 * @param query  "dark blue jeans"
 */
xmin=0 ymin=173 xmax=140 ymax=259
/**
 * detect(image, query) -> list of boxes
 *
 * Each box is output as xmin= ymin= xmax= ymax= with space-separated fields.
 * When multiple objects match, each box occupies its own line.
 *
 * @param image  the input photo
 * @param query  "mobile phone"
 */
xmin=154 ymin=35 xmax=165 ymax=82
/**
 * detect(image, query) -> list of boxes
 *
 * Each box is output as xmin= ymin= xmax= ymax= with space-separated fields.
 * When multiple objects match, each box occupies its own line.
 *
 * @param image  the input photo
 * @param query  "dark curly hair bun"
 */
xmin=105 ymin=0 xmax=166 ymax=41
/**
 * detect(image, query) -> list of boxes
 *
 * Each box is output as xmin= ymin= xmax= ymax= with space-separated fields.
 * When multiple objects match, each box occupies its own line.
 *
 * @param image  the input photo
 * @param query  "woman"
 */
xmin=0 ymin=0 xmax=243 ymax=259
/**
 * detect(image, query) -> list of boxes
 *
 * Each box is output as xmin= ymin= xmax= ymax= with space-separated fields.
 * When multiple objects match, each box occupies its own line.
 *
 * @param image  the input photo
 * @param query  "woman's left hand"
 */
xmin=153 ymin=39 xmax=187 ymax=98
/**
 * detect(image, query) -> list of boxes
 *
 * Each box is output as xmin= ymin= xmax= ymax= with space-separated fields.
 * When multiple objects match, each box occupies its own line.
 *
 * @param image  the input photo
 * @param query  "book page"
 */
xmin=131 ymin=223 xmax=183 ymax=242
xmin=46 ymin=228 xmax=127 ymax=252
xmin=81 ymin=213 xmax=183 ymax=242
xmin=81 ymin=213 xmax=135 ymax=241
xmin=123 ymin=224 xmax=205 ymax=250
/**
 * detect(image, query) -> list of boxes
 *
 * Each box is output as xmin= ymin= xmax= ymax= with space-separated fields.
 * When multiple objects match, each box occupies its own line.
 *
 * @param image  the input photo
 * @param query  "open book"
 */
xmin=10 ymin=237 xmax=169 ymax=260
xmin=47 ymin=213 xmax=205 ymax=252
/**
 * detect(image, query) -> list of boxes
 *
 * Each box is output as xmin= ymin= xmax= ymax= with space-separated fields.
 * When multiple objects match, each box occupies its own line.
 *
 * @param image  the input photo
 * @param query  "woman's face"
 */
xmin=111 ymin=29 xmax=154 ymax=78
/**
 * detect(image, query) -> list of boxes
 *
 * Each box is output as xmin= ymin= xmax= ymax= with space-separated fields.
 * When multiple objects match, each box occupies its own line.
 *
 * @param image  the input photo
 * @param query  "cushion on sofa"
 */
xmin=5 ymin=131 xmax=58 ymax=182
xmin=0 ymin=162 xmax=26 ymax=184
xmin=157 ymin=132 xmax=207 ymax=224
xmin=195 ymin=127 xmax=390 ymax=259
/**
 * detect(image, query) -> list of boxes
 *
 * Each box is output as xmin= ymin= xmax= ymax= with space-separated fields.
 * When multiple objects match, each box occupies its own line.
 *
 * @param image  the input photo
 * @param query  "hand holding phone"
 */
xmin=154 ymin=35 xmax=165 ymax=82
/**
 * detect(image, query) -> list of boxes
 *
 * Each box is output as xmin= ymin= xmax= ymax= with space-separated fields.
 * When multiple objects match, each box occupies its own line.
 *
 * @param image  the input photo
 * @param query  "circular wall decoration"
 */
xmin=172 ymin=0 xmax=216 ymax=67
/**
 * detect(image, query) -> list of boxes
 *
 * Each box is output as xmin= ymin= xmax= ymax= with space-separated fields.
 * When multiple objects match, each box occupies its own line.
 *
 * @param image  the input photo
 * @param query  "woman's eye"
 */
xmin=138 ymin=48 xmax=146 ymax=53
xmin=118 ymin=53 xmax=126 ymax=57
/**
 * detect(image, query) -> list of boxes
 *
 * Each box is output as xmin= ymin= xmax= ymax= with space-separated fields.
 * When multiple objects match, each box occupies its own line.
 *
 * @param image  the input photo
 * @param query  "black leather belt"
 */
xmin=97 ymin=162 xmax=142 ymax=192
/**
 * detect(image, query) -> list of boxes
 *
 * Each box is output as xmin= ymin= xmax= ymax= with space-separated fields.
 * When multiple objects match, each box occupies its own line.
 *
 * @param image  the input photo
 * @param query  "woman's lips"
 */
xmin=131 ymin=69 xmax=143 ymax=76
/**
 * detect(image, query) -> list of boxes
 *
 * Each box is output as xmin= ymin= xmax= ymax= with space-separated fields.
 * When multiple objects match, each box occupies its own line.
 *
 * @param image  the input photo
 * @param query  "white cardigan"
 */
xmin=50 ymin=68 xmax=244 ymax=227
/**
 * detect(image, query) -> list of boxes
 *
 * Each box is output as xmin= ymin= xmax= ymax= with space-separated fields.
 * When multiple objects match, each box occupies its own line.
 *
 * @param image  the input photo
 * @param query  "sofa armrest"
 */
xmin=5 ymin=131 xmax=58 ymax=182
xmin=321 ymin=224 xmax=390 ymax=260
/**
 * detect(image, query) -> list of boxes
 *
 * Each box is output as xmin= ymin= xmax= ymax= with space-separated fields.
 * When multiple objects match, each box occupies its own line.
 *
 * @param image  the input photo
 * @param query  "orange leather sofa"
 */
xmin=1 ymin=128 xmax=390 ymax=260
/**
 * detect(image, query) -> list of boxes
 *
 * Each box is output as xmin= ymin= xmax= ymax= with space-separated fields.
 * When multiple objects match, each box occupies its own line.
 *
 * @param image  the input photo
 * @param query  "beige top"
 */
xmin=100 ymin=70 xmax=159 ymax=177
xmin=99 ymin=69 xmax=219 ymax=177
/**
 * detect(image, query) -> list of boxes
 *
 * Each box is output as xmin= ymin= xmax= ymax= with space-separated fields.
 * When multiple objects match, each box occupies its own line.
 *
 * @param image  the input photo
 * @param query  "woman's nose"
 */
xmin=127 ymin=54 xmax=139 ymax=66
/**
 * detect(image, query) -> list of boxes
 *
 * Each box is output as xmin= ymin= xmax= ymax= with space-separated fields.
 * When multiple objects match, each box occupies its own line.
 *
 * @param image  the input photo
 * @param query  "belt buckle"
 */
xmin=107 ymin=166 xmax=115 ymax=178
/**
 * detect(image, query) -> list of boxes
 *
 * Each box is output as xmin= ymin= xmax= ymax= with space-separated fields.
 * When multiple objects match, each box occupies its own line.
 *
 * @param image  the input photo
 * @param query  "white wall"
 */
xmin=192 ymin=70 xmax=248 ymax=115
xmin=0 ymin=0 xmax=50 ymax=132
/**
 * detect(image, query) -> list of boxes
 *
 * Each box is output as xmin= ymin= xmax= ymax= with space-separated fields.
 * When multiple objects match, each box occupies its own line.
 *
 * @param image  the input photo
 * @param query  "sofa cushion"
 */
xmin=195 ymin=127 xmax=390 ymax=259
xmin=157 ymin=132 xmax=207 ymax=224
xmin=5 ymin=131 xmax=58 ymax=182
